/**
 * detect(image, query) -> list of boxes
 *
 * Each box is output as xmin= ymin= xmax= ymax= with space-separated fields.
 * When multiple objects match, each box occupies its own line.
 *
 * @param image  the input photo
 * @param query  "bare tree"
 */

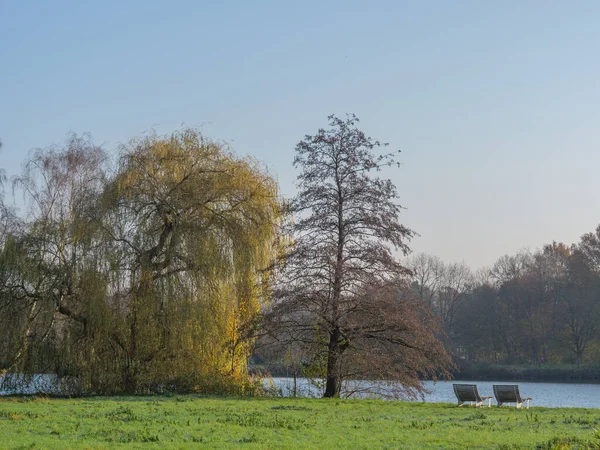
xmin=490 ymin=251 xmax=532 ymax=286
xmin=407 ymin=253 xmax=445 ymax=308
xmin=408 ymin=253 xmax=473 ymax=338
xmin=265 ymin=115 xmax=452 ymax=398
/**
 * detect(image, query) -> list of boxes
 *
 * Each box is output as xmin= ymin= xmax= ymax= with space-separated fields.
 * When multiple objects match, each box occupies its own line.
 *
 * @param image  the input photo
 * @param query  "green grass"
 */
xmin=1 ymin=395 xmax=600 ymax=449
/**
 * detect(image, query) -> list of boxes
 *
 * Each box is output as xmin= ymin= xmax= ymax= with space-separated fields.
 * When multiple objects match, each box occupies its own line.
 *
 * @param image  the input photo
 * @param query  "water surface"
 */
xmin=4 ymin=374 xmax=600 ymax=408
xmin=269 ymin=377 xmax=600 ymax=408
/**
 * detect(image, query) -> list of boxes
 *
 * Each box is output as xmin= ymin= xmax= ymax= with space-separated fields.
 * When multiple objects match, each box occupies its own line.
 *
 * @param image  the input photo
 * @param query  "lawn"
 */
xmin=1 ymin=395 xmax=600 ymax=449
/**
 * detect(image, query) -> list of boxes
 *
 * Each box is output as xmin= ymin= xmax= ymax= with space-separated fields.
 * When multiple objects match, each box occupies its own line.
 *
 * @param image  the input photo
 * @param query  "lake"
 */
xmin=3 ymin=374 xmax=600 ymax=408
xmin=269 ymin=377 xmax=600 ymax=408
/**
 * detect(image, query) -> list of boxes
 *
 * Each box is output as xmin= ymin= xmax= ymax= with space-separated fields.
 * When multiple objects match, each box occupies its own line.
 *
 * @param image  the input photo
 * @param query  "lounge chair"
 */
xmin=453 ymin=384 xmax=492 ymax=407
xmin=493 ymin=384 xmax=532 ymax=408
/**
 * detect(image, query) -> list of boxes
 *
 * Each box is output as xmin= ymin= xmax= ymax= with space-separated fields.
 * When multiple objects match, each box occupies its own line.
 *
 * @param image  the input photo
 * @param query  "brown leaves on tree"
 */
xmin=263 ymin=114 xmax=453 ymax=398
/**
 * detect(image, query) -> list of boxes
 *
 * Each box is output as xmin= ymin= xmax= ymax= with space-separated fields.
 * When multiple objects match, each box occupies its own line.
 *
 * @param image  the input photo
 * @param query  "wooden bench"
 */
xmin=493 ymin=384 xmax=532 ymax=408
xmin=453 ymin=384 xmax=492 ymax=407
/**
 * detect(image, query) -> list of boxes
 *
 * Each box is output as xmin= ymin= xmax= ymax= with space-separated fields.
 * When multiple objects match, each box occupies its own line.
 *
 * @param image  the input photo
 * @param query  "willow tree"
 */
xmin=0 ymin=140 xmax=24 ymax=373
xmin=1 ymin=135 xmax=107 ymax=381
xmin=265 ymin=115 xmax=452 ymax=398
xmin=99 ymin=129 xmax=283 ymax=393
xmin=0 ymin=130 xmax=283 ymax=394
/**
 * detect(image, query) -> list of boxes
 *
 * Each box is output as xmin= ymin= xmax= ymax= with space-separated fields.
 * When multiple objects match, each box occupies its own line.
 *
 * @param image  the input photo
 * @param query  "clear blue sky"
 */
xmin=1 ymin=1 xmax=599 ymax=269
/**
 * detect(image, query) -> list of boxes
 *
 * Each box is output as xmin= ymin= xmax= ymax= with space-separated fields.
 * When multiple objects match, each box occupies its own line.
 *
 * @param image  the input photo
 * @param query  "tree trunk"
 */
xmin=324 ymin=328 xmax=342 ymax=398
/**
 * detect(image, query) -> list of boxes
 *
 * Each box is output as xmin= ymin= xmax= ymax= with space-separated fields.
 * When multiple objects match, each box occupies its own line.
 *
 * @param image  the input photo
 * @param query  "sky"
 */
xmin=1 ymin=1 xmax=599 ymax=270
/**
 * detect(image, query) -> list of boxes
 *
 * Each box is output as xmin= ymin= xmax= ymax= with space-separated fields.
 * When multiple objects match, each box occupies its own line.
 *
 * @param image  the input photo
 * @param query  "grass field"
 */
xmin=1 ymin=395 xmax=600 ymax=449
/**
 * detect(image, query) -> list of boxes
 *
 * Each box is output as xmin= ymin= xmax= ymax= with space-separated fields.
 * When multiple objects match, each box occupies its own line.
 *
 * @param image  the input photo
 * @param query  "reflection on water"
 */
xmin=0 ymin=374 xmax=62 ymax=395
xmin=268 ymin=377 xmax=600 ymax=408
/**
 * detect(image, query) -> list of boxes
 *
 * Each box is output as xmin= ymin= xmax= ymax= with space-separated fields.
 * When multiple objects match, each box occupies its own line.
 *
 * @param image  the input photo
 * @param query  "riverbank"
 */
xmin=252 ymin=362 xmax=600 ymax=384
xmin=1 ymin=395 xmax=600 ymax=449
xmin=456 ymin=362 xmax=600 ymax=383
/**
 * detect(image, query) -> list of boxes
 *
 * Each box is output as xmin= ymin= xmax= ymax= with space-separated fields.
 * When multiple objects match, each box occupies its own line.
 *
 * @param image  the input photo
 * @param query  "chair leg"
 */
xmin=497 ymin=402 xmax=503 ymax=407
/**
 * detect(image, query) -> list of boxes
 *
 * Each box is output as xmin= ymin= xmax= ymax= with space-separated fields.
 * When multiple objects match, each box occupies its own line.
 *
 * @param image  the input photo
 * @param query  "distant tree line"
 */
xmin=407 ymin=231 xmax=600 ymax=369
